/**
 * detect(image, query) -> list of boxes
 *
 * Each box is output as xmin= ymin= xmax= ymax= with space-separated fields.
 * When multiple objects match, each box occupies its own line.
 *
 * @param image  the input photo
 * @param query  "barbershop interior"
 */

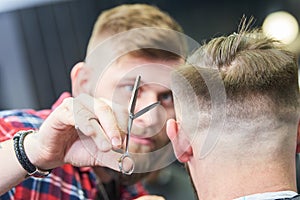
xmin=0 ymin=0 xmax=299 ymax=200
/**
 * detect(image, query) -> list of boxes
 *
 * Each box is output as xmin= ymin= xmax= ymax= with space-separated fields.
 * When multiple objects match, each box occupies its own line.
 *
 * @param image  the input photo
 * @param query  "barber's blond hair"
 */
xmin=87 ymin=4 xmax=185 ymax=58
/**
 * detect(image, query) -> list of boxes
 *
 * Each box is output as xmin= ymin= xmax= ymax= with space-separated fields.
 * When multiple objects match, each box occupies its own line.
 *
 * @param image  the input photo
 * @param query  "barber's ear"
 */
xmin=166 ymin=119 xmax=193 ymax=163
xmin=71 ymin=62 xmax=90 ymax=96
xmin=296 ymin=120 xmax=300 ymax=153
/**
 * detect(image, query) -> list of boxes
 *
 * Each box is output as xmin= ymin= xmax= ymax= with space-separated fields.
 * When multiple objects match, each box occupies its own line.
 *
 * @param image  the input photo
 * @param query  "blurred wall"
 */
xmin=0 ymin=0 xmax=299 ymax=109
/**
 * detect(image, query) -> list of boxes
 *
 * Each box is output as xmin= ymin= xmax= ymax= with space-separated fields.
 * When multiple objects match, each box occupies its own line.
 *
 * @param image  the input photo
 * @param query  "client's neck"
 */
xmin=190 ymin=153 xmax=297 ymax=200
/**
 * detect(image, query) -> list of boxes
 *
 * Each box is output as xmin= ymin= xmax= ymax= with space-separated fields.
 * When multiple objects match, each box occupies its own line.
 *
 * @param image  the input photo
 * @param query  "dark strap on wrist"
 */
xmin=13 ymin=130 xmax=51 ymax=178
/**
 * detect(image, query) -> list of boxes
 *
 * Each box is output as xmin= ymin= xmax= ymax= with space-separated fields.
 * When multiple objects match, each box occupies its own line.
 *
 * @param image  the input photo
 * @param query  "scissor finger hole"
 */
xmin=118 ymin=154 xmax=135 ymax=175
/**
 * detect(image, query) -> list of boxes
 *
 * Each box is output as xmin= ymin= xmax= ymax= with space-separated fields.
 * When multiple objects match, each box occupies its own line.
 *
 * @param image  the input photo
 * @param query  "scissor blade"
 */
xmin=133 ymin=101 xmax=160 ymax=119
xmin=128 ymin=75 xmax=141 ymax=114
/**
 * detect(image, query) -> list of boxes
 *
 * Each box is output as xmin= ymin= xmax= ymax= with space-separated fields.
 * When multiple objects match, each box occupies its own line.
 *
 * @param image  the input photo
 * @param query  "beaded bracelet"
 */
xmin=13 ymin=130 xmax=51 ymax=178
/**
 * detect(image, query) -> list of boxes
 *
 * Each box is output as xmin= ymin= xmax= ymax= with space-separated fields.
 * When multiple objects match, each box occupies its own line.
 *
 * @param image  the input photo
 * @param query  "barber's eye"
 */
xmin=158 ymin=91 xmax=173 ymax=107
xmin=124 ymin=85 xmax=134 ymax=92
xmin=123 ymin=85 xmax=142 ymax=98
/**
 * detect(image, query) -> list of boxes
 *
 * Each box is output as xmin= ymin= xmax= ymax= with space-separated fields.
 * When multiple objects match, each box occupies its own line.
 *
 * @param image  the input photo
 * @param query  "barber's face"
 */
xmin=93 ymin=55 xmax=181 ymax=154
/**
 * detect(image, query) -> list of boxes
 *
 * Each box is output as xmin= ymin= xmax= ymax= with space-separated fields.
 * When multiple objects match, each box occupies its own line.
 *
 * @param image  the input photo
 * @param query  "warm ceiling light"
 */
xmin=262 ymin=11 xmax=299 ymax=44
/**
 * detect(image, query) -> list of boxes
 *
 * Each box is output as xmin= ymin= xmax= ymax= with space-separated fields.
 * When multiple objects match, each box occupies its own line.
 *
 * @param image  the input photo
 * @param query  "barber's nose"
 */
xmin=134 ymin=92 xmax=161 ymax=127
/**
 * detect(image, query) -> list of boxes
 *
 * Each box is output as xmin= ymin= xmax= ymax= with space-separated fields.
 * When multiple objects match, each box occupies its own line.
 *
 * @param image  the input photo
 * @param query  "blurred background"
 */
xmin=0 ymin=0 xmax=299 ymax=110
xmin=0 ymin=1 xmax=299 ymax=199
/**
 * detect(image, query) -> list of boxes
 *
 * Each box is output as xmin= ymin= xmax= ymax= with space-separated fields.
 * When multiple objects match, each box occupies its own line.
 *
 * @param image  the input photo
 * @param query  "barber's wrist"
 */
xmin=24 ymin=130 xmax=63 ymax=170
xmin=16 ymin=130 xmax=51 ymax=177
xmin=23 ymin=131 xmax=43 ymax=168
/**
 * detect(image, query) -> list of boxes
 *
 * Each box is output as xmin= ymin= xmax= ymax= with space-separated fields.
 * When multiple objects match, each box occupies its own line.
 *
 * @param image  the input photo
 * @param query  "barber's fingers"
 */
xmin=95 ymin=98 xmax=156 ymax=139
xmin=69 ymin=131 xmax=133 ymax=171
xmin=75 ymin=94 xmax=122 ymax=148
xmin=93 ymin=148 xmax=134 ymax=172
xmin=100 ymin=98 xmax=128 ymax=137
xmin=72 ymin=97 xmax=116 ymax=151
xmin=72 ymin=99 xmax=96 ymax=135
xmin=39 ymin=97 xmax=77 ymax=136
xmin=89 ymin=118 xmax=112 ymax=152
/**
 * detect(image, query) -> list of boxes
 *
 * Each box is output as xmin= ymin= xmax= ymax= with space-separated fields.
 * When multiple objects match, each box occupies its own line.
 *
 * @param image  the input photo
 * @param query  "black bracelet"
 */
xmin=13 ymin=130 xmax=51 ymax=178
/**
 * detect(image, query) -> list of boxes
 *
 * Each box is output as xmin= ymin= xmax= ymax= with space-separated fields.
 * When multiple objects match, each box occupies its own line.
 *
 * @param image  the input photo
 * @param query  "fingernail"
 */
xmin=101 ymin=140 xmax=112 ymax=152
xmin=85 ymin=125 xmax=94 ymax=136
xmin=112 ymin=136 xmax=121 ymax=147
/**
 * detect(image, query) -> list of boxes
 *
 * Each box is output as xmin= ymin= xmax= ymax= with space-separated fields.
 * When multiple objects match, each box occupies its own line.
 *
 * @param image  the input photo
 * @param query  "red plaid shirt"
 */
xmin=0 ymin=92 xmax=148 ymax=200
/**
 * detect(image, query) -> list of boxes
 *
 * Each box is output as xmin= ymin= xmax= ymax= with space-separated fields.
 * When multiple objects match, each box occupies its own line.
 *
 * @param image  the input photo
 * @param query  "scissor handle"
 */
xmin=118 ymin=153 xmax=135 ymax=175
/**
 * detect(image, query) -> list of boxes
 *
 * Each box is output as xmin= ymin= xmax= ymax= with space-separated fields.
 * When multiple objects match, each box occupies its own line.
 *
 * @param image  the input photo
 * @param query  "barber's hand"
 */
xmin=23 ymin=93 xmax=128 ymax=171
xmin=134 ymin=195 xmax=165 ymax=200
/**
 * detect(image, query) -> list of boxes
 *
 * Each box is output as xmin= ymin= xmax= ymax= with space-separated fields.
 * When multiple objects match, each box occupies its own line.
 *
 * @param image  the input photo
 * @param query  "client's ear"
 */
xmin=166 ymin=119 xmax=193 ymax=163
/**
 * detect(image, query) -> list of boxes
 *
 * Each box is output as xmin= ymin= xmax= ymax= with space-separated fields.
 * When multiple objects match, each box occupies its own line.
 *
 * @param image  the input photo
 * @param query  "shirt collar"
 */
xmin=234 ymin=191 xmax=298 ymax=200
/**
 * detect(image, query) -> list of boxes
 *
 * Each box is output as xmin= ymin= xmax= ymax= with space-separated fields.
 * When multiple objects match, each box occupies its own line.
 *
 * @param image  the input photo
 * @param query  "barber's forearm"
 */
xmin=0 ymin=139 xmax=27 ymax=195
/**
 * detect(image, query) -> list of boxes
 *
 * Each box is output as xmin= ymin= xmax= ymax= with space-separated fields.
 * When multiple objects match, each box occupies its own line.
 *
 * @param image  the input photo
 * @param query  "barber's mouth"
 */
xmin=130 ymin=135 xmax=153 ymax=145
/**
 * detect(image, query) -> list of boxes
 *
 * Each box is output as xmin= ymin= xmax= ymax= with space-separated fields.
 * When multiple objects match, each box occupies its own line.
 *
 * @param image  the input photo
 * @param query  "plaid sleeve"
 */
xmin=0 ymin=165 xmax=98 ymax=200
xmin=0 ymin=109 xmax=46 ymax=142
xmin=121 ymin=182 xmax=149 ymax=200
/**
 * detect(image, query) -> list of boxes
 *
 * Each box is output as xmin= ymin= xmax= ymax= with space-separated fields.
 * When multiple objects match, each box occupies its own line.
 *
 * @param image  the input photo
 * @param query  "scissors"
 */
xmin=118 ymin=75 xmax=160 ymax=175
